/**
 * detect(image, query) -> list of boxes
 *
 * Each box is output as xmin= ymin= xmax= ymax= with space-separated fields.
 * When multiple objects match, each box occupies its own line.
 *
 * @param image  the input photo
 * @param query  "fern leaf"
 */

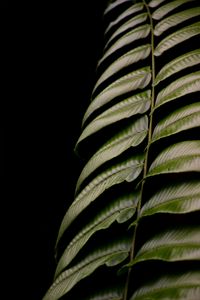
xmin=154 ymin=7 xmax=200 ymax=36
xmin=147 ymin=141 xmax=200 ymax=177
xmin=154 ymin=49 xmax=200 ymax=85
xmin=104 ymin=0 xmax=132 ymax=15
xmin=56 ymin=155 xmax=144 ymax=244
xmin=94 ymin=44 xmax=151 ymax=93
xmin=105 ymin=3 xmax=144 ymax=34
xmin=76 ymin=90 xmax=151 ymax=146
xmin=76 ymin=116 xmax=148 ymax=191
xmin=44 ymin=1 xmax=200 ymax=299
xmin=44 ymin=239 xmax=131 ymax=300
xmin=105 ymin=13 xmax=148 ymax=48
xmin=128 ymin=228 xmax=200 ymax=265
xmin=83 ymin=67 xmax=151 ymax=125
xmin=130 ymin=272 xmax=200 ymax=300
xmin=152 ymin=0 xmax=195 ymax=20
xmin=154 ymin=21 xmax=200 ymax=56
xmin=98 ymin=24 xmax=150 ymax=66
xmin=140 ymin=181 xmax=200 ymax=217
xmin=55 ymin=193 xmax=139 ymax=277
xmin=155 ymin=71 xmax=200 ymax=109
xmin=152 ymin=102 xmax=200 ymax=142
xmin=149 ymin=0 xmax=167 ymax=8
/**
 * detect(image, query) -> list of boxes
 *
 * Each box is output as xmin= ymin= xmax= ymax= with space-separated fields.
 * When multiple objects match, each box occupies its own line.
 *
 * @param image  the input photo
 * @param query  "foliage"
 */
xmin=43 ymin=0 xmax=200 ymax=299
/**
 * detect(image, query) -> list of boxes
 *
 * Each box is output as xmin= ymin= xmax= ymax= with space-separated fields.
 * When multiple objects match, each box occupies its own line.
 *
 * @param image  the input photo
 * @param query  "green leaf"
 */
xmin=154 ymin=7 xmax=200 ymax=36
xmin=154 ymin=49 xmax=200 ymax=85
xmin=55 ymin=193 xmax=139 ymax=277
xmin=98 ymin=24 xmax=150 ymax=67
xmin=104 ymin=0 xmax=132 ymax=16
xmin=155 ymin=71 xmax=200 ymax=109
xmin=76 ymin=116 xmax=148 ymax=192
xmin=76 ymin=90 xmax=151 ymax=147
xmin=43 ymin=239 xmax=131 ymax=300
xmin=105 ymin=13 xmax=148 ymax=48
xmin=105 ymin=3 xmax=144 ymax=34
xmin=128 ymin=228 xmax=200 ymax=266
xmin=130 ymin=272 xmax=200 ymax=300
xmin=154 ymin=21 xmax=200 ymax=56
xmin=152 ymin=0 xmax=195 ymax=20
xmin=149 ymin=0 xmax=167 ymax=8
xmin=152 ymin=102 xmax=200 ymax=142
xmin=140 ymin=180 xmax=200 ymax=217
xmin=82 ymin=67 xmax=151 ymax=125
xmin=93 ymin=44 xmax=151 ymax=93
xmin=147 ymin=141 xmax=200 ymax=178
xmin=56 ymin=155 xmax=144 ymax=245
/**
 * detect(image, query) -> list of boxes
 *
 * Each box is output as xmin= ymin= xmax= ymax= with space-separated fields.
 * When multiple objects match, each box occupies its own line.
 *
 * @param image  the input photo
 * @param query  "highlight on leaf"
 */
xmin=83 ymin=67 xmax=151 ymax=125
xmin=105 ymin=2 xmax=144 ymax=34
xmin=76 ymin=116 xmax=148 ymax=192
xmin=140 ymin=180 xmax=200 ymax=217
xmin=147 ymin=140 xmax=200 ymax=177
xmin=56 ymin=155 xmax=144 ymax=246
xmin=154 ymin=49 xmax=200 ymax=86
xmin=44 ymin=238 xmax=131 ymax=300
xmin=93 ymin=44 xmax=151 ymax=93
xmin=55 ymin=193 xmax=139 ymax=277
xmin=130 ymin=272 xmax=200 ymax=300
xmin=76 ymin=90 xmax=151 ymax=147
xmin=154 ymin=7 xmax=200 ymax=36
xmin=98 ymin=24 xmax=151 ymax=67
xmin=152 ymin=102 xmax=200 ymax=142
xmin=154 ymin=21 xmax=200 ymax=56
xmin=105 ymin=12 xmax=148 ymax=49
xmin=127 ymin=227 xmax=200 ymax=266
xmin=152 ymin=0 xmax=195 ymax=20
xmin=154 ymin=71 xmax=200 ymax=109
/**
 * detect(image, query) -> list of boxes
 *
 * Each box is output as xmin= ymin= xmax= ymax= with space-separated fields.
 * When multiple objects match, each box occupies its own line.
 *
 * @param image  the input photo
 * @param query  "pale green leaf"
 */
xmin=140 ymin=180 xmax=200 ymax=217
xmin=55 ymin=193 xmax=139 ymax=276
xmin=82 ymin=67 xmax=151 ymax=125
xmin=105 ymin=13 xmax=148 ymax=48
xmin=56 ymin=155 xmax=144 ymax=245
xmin=154 ymin=7 xmax=200 ymax=36
xmin=149 ymin=0 xmax=167 ymax=8
xmin=152 ymin=0 xmax=195 ymax=20
xmin=154 ymin=49 xmax=200 ymax=85
xmin=105 ymin=3 xmax=144 ymax=34
xmin=154 ymin=22 xmax=200 ymax=56
xmin=152 ymin=102 xmax=200 ymax=142
xmin=130 ymin=272 xmax=200 ymax=300
xmin=155 ymin=71 xmax=200 ymax=109
xmin=128 ymin=228 xmax=200 ymax=266
xmin=98 ymin=24 xmax=150 ymax=67
xmin=147 ymin=141 xmax=200 ymax=177
xmin=76 ymin=90 xmax=151 ymax=146
xmin=76 ymin=116 xmax=148 ymax=192
xmin=43 ymin=239 xmax=131 ymax=300
xmin=93 ymin=45 xmax=151 ymax=93
xmin=104 ymin=0 xmax=132 ymax=15
xmin=106 ymin=252 xmax=129 ymax=266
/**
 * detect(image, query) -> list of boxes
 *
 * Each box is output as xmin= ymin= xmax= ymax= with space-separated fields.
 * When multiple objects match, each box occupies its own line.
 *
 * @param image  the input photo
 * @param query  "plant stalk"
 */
xmin=123 ymin=1 xmax=156 ymax=299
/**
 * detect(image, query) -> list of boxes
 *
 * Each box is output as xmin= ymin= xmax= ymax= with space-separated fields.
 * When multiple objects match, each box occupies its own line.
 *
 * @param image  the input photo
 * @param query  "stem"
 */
xmin=123 ymin=1 xmax=155 ymax=299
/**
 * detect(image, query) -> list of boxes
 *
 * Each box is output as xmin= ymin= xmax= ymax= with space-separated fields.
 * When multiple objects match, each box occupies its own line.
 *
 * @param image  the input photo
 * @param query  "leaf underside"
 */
xmin=43 ymin=0 xmax=200 ymax=299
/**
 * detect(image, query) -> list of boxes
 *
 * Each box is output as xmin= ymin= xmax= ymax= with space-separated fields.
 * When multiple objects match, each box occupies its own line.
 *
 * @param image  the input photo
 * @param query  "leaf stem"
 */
xmin=123 ymin=1 xmax=156 ymax=299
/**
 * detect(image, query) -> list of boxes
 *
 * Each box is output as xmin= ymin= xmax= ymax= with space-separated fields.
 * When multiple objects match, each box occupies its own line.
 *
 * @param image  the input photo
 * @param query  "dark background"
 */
xmin=16 ymin=1 xmax=108 ymax=299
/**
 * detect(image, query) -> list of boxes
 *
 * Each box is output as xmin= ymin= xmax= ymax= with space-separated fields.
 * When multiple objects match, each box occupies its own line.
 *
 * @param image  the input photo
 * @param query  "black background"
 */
xmin=15 ymin=1 xmax=108 ymax=299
